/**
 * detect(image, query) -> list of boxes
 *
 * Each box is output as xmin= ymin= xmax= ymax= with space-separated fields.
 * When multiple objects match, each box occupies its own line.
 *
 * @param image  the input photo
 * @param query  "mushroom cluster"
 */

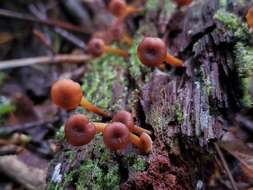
xmin=51 ymin=79 xmax=152 ymax=154
xmin=87 ymin=0 xmax=142 ymax=58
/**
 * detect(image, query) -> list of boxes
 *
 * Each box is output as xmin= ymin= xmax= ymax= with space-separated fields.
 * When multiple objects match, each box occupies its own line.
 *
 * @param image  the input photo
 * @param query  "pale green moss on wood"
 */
xmin=214 ymin=9 xmax=250 ymax=41
xmin=214 ymin=10 xmax=253 ymax=107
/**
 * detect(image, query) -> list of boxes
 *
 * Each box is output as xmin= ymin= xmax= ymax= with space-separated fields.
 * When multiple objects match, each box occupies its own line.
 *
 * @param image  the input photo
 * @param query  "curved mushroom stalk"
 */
xmin=112 ymin=110 xmax=151 ymax=135
xmin=87 ymin=38 xmax=128 ymax=58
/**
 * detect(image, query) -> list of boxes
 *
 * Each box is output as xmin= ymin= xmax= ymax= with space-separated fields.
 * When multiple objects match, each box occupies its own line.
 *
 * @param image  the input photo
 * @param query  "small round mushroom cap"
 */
xmin=108 ymin=0 xmax=126 ymax=18
xmin=51 ymin=79 xmax=82 ymax=110
xmin=172 ymin=0 xmax=192 ymax=6
xmin=64 ymin=114 xmax=96 ymax=146
xmin=246 ymin=7 xmax=253 ymax=29
xmin=139 ymin=133 xmax=152 ymax=154
xmin=110 ymin=20 xmax=125 ymax=40
xmin=87 ymin=38 xmax=105 ymax=57
xmin=112 ymin=110 xmax=134 ymax=130
xmin=103 ymin=122 xmax=130 ymax=150
xmin=137 ymin=37 xmax=167 ymax=67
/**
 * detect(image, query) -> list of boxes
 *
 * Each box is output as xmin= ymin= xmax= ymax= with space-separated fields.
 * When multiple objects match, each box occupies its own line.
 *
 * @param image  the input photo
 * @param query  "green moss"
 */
xmin=131 ymin=158 xmax=146 ymax=172
xmin=214 ymin=10 xmax=250 ymax=41
xmin=55 ymin=125 xmax=64 ymax=141
xmin=81 ymin=54 xmax=128 ymax=120
xmin=234 ymin=42 xmax=253 ymax=78
xmin=128 ymin=37 xmax=151 ymax=81
xmin=173 ymin=103 xmax=184 ymax=124
xmin=0 ymin=97 xmax=15 ymax=117
xmin=241 ymin=77 xmax=252 ymax=107
xmin=47 ymin=182 xmax=62 ymax=190
xmin=124 ymin=153 xmax=147 ymax=173
xmin=145 ymin=0 xmax=159 ymax=11
xmin=234 ymin=42 xmax=253 ymax=107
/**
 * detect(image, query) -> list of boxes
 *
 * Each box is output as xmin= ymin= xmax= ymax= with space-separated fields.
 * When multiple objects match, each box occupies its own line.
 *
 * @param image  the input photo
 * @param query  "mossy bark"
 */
xmin=47 ymin=0 xmax=253 ymax=189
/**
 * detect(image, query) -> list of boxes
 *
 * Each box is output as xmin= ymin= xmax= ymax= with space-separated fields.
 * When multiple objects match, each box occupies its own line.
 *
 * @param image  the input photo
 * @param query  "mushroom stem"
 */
xmin=129 ymin=132 xmax=141 ymax=148
xmin=93 ymin=122 xmax=107 ymax=133
xmin=125 ymin=6 xmax=142 ymax=16
xmin=80 ymin=97 xmax=111 ymax=118
xmin=129 ymin=133 xmax=152 ymax=153
xmin=132 ymin=125 xmax=151 ymax=135
xmin=164 ymin=53 xmax=184 ymax=67
xmin=121 ymin=34 xmax=133 ymax=47
xmin=103 ymin=46 xmax=129 ymax=58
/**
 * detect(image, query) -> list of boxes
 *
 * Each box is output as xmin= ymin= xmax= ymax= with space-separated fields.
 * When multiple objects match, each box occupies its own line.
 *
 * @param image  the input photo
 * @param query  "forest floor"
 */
xmin=0 ymin=0 xmax=253 ymax=190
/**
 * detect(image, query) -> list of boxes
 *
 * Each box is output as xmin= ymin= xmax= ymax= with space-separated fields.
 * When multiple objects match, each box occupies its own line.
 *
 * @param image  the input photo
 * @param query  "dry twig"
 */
xmin=0 ymin=54 xmax=91 ymax=70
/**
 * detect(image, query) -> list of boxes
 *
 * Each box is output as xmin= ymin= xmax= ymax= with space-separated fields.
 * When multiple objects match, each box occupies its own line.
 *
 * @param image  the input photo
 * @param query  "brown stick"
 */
xmin=0 ymin=54 xmax=91 ymax=70
xmin=0 ymin=155 xmax=47 ymax=190
xmin=214 ymin=142 xmax=239 ymax=190
xmin=0 ymin=8 xmax=90 ymax=34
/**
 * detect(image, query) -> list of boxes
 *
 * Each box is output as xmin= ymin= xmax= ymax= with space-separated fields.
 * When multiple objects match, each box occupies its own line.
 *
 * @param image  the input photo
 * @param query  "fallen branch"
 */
xmin=0 ymin=8 xmax=91 ymax=34
xmin=0 ymin=54 xmax=91 ymax=70
xmin=214 ymin=142 xmax=239 ymax=190
xmin=0 ymin=155 xmax=47 ymax=190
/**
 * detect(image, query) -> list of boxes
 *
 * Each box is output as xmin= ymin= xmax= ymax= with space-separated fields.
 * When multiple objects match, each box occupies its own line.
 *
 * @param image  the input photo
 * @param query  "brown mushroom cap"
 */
xmin=87 ymin=38 xmax=105 ymax=57
xmin=137 ymin=37 xmax=167 ymax=67
xmin=112 ymin=110 xmax=134 ymax=130
xmin=108 ymin=0 xmax=126 ymax=18
xmin=172 ymin=0 xmax=192 ymax=6
xmin=51 ymin=79 xmax=82 ymax=110
xmin=139 ymin=133 xmax=152 ymax=153
xmin=64 ymin=114 xmax=96 ymax=146
xmin=110 ymin=20 xmax=125 ymax=40
xmin=103 ymin=122 xmax=130 ymax=150
xmin=246 ymin=7 xmax=253 ymax=29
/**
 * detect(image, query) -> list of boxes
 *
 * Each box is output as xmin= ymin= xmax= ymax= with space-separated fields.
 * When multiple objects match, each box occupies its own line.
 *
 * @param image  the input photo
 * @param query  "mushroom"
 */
xmin=51 ymin=79 xmax=110 ymax=118
xmin=87 ymin=38 xmax=128 ymax=58
xmin=246 ymin=7 xmax=253 ymax=31
xmin=110 ymin=20 xmax=133 ymax=47
xmin=112 ymin=110 xmax=151 ymax=135
xmin=172 ymin=0 xmax=192 ymax=7
xmin=103 ymin=122 xmax=130 ymax=150
xmin=137 ymin=37 xmax=184 ymax=68
xmin=108 ymin=0 xmax=142 ymax=19
xmin=64 ymin=114 xmax=96 ymax=146
xmin=129 ymin=132 xmax=153 ymax=154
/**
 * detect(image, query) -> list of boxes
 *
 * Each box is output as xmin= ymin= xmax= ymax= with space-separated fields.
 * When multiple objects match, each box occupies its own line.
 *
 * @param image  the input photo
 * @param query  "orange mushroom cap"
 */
xmin=246 ymin=7 xmax=253 ymax=29
xmin=108 ymin=0 xmax=127 ymax=18
xmin=64 ymin=114 xmax=96 ymax=146
xmin=103 ymin=122 xmax=130 ymax=150
xmin=137 ymin=37 xmax=167 ymax=67
xmin=51 ymin=79 xmax=82 ymax=110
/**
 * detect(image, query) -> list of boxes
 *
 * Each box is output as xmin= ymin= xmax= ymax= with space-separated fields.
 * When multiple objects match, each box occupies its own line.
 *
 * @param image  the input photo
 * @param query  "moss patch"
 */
xmin=214 ymin=9 xmax=250 ymax=41
xmin=214 ymin=10 xmax=253 ymax=108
